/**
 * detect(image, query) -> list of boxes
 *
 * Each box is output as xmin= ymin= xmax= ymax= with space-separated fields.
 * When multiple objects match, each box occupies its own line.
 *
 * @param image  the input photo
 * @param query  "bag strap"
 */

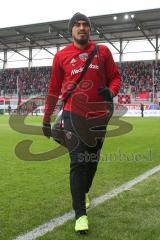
xmin=63 ymin=45 xmax=98 ymax=106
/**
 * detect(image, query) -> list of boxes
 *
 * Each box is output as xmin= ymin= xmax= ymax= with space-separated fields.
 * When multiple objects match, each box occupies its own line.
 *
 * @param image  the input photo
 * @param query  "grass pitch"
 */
xmin=0 ymin=115 xmax=159 ymax=240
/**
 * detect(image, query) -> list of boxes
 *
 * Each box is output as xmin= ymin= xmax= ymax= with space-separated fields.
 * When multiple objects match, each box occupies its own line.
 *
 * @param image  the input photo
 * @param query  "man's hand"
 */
xmin=98 ymin=87 xmax=113 ymax=102
xmin=42 ymin=122 xmax=52 ymax=138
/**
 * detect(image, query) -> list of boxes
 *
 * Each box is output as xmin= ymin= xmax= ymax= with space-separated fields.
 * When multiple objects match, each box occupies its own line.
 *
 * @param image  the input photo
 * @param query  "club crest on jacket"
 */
xmin=79 ymin=53 xmax=88 ymax=61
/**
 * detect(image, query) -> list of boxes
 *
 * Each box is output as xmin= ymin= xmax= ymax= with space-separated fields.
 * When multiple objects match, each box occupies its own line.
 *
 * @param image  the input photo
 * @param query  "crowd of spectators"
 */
xmin=118 ymin=60 xmax=160 ymax=96
xmin=0 ymin=60 xmax=160 ymax=98
xmin=0 ymin=67 xmax=51 ymax=97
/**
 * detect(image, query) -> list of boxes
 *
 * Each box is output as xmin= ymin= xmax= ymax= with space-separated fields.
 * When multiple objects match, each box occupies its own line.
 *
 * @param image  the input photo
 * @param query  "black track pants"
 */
xmin=63 ymin=111 xmax=105 ymax=219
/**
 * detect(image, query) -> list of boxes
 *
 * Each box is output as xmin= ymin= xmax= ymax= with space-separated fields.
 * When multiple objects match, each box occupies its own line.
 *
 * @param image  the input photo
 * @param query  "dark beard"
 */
xmin=73 ymin=37 xmax=88 ymax=45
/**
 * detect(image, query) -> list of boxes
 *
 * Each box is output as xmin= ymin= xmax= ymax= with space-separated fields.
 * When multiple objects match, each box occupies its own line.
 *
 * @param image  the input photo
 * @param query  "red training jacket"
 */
xmin=43 ymin=41 xmax=121 ymax=122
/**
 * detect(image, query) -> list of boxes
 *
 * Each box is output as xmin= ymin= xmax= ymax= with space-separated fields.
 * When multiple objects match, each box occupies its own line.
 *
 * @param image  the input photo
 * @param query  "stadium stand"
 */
xmin=0 ymin=61 xmax=160 ymax=104
xmin=119 ymin=61 xmax=160 ymax=95
xmin=0 ymin=9 xmax=160 ymax=110
xmin=0 ymin=67 xmax=51 ymax=97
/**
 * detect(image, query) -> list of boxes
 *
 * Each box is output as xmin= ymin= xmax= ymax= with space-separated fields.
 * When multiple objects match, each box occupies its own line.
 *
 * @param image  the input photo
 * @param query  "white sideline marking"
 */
xmin=15 ymin=164 xmax=160 ymax=240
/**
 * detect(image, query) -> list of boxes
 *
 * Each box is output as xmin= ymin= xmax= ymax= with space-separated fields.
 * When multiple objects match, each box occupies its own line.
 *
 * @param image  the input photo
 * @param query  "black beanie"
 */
xmin=68 ymin=12 xmax=91 ymax=35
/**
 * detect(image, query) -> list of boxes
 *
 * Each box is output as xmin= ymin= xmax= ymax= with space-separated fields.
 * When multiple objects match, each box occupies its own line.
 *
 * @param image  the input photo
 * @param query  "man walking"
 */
xmin=140 ymin=103 xmax=144 ymax=117
xmin=43 ymin=12 xmax=121 ymax=234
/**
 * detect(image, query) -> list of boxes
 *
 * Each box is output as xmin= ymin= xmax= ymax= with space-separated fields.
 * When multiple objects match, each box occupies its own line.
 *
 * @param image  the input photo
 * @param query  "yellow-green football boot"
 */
xmin=75 ymin=215 xmax=89 ymax=234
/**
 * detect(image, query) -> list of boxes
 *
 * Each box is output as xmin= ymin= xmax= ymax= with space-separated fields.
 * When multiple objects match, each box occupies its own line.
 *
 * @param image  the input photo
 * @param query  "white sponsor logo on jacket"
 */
xmin=71 ymin=64 xmax=99 ymax=76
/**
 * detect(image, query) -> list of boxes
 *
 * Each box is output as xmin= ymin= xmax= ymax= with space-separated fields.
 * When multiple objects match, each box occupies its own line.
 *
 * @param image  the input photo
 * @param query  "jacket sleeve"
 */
xmin=104 ymin=47 xmax=121 ymax=96
xmin=43 ymin=53 xmax=64 ymax=123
